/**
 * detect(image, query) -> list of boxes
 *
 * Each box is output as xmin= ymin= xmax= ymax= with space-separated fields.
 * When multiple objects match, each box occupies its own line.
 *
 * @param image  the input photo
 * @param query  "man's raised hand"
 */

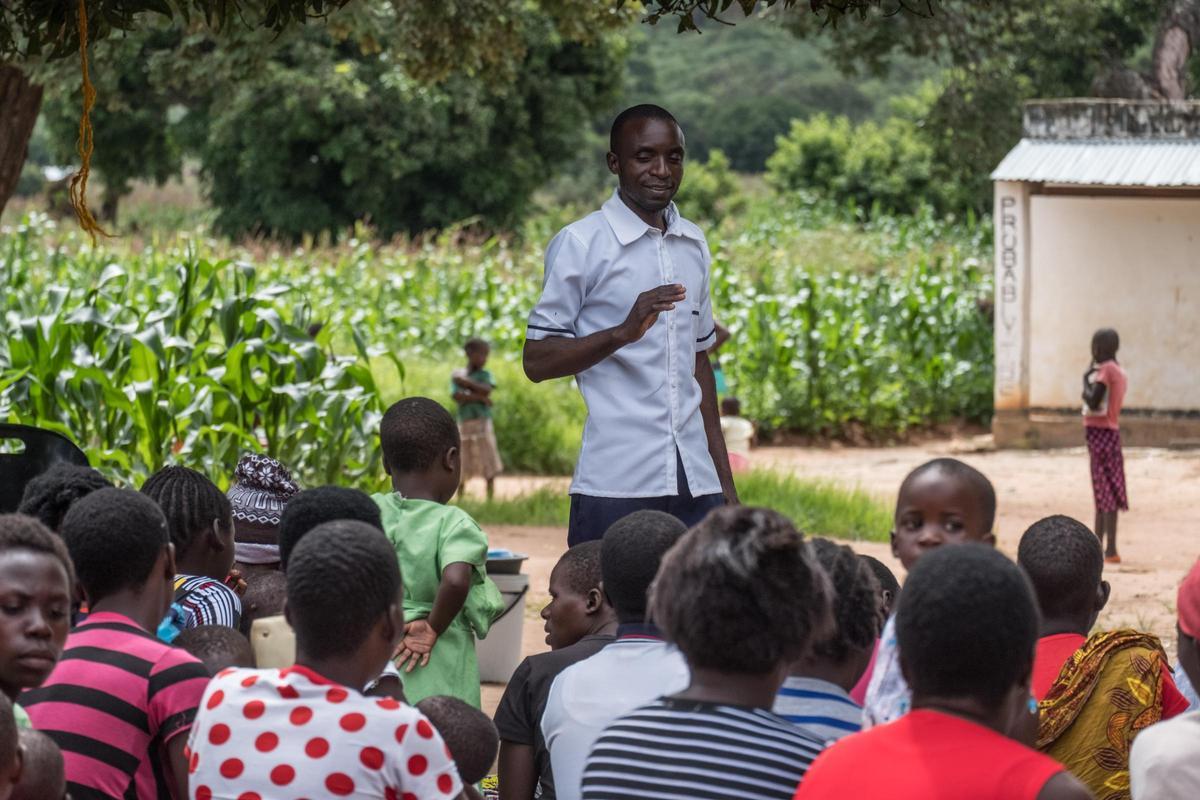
xmin=618 ymin=284 xmax=686 ymax=345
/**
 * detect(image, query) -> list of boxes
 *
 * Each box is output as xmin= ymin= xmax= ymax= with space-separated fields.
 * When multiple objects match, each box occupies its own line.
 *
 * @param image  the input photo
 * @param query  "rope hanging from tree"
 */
xmin=69 ymin=0 xmax=110 ymax=244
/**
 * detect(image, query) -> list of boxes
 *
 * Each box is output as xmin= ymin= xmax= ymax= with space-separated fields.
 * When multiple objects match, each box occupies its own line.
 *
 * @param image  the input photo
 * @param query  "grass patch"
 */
xmin=459 ymin=470 xmax=892 ymax=542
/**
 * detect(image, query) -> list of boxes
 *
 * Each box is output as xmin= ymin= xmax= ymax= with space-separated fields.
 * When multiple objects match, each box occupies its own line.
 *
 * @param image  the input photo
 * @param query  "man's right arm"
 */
xmin=523 ymin=284 xmax=686 ymax=382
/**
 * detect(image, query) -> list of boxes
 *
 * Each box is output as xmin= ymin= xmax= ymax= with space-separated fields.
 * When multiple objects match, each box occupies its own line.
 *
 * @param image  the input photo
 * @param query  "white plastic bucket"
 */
xmin=476 ymin=572 xmax=530 ymax=683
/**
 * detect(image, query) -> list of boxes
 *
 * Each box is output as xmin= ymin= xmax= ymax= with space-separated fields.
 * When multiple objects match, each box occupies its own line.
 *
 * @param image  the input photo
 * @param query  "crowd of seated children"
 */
xmin=495 ymin=541 xmax=616 ymax=800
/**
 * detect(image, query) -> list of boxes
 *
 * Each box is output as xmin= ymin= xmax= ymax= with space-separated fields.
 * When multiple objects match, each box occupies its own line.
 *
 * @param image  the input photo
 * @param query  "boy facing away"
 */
xmin=374 ymin=397 xmax=503 ymax=708
xmin=1081 ymin=327 xmax=1128 ymax=563
xmin=453 ymin=338 xmax=504 ymax=500
xmin=863 ymin=458 xmax=997 ymax=727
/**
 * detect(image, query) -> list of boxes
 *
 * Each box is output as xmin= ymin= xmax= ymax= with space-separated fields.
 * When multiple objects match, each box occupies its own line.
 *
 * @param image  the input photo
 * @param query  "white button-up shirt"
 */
xmin=527 ymin=189 xmax=721 ymax=498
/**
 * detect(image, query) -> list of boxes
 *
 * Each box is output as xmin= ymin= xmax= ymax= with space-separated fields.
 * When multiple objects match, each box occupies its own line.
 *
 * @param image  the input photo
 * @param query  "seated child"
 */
xmin=775 ymin=538 xmax=881 ymax=742
xmin=141 ymin=466 xmax=243 ymax=638
xmin=24 ymin=489 xmax=209 ymax=799
xmin=12 ymin=729 xmax=63 ymax=800
xmin=0 ymin=515 xmax=73 ymax=728
xmin=0 ymin=694 xmax=21 ymax=800
xmin=227 ymin=453 xmax=299 ymax=577
xmin=174 ymin=624 xmax=256 ymax=674
xmin=864 ymin=458 xmax=997 ymax=726
xmin=17 ymin=463 xmax=111 ymax=532
xmin=419 ymin=695 xmax=500 ymax=786
xmin=719 ymin=396 xmax=755 ymax=473
xmin=187 ymin=520 xmax=463 ymax=798
xmin=453 ymin=338 xmax=503 ymax=500
xmin=1018 ymin=514 xmax=1188 ymax=797
xmin=581 ymin=507 xmax=829 ymax=800
xmin=541 ymin=511 xmax=691 ymax=800
xmin=495 ymin=542 xmax=617 ymax=800
xmin=1130 ymin=557 xmax=1200 ymax=799
xmin=372 ymin=397 xmax=503 ymax=708
xmin=849 ymin=555 xmax=901 ymax=704
xmin=796 ymin=545 xmax=1091 ymax=800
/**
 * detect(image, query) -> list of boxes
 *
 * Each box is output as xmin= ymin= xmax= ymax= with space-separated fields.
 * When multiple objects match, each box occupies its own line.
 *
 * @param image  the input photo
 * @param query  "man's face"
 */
xmin=607 ymin=117 xmax=685 ymax=215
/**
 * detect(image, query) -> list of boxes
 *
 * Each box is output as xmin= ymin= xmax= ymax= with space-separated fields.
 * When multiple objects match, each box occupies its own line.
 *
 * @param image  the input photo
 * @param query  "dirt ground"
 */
xmin=475 ymin=441 xmax=1200 ymax=715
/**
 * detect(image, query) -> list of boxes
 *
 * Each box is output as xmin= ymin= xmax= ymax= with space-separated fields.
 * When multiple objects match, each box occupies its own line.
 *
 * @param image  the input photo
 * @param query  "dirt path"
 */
xmin=477 ymin=441 xmax=1200 ymax=715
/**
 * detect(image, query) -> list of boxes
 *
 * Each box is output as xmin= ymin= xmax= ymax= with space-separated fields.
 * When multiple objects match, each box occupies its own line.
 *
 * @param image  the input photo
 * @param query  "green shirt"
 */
xmin=452 ymin=368 xmax=495 ymax=421
xmin=373 ymin=493 xmax=503 ymax=708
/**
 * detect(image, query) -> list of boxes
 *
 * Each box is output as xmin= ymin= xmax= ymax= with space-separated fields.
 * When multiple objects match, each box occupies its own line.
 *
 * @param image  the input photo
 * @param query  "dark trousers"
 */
xmin=567 ymin=452 xmax=725 ymax=546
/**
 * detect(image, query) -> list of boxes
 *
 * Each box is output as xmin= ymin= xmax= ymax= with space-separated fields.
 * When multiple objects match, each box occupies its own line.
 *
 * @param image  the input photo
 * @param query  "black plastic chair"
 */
xmin=0 ymin=424 xmax=90 ymax=514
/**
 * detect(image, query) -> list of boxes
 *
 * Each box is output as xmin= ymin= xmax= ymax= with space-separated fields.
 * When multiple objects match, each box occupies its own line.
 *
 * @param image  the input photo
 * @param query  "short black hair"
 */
xmin=860 ymin=555 xmax=900 ymax=598
xmin=899 ymin=458 xmax=997 ymax=532
xmin=239 ymin=570 xmax=287 ymax=636
xmin=720 ymin=396 xmax=741 ymax=416
xmin=416 ymin=696 xmax=499 ymax=785
xmin=14 ymin=728 xmax=65 ymax=800
xmin=1092 ymin=327 xmax=1120 ymax=358
xmin=141 ymin=466 xmax=232 ymax=558
xmin=897 ymin=544 xmax=1038 ymax=709
xmin=652 ymin=506 xmax=830 ymax=674
xmin=287 ymin=520 xmax=400 ymax=659
xmin=601 ymin=510 xmax=687 ymax=623
xmin=610 ymin=104 xmax=680 ymax=154
xmin=278 ymin=486 xmax=383 ymax=569
xmin=60 ymin=488 xmax=169 ymax=604
xmin=1017 ymin=515 xmax=1103 ymax=621
xmin=810 ymin=539 xmax=881 ymax=664
xmin=0 ymin=514 xmax=75 ymax=587
xmin=379 ymin=397 xmax=460 ymax=474
xmin=18 ymin=462 xmax=112 ymax=533
xmin=464 ymin=338 xmax=489 ymax=353
xmin=557 ymin=541 xmax=603 ymax=596
xmin=174 ymin=625 xmax=255 ymax=675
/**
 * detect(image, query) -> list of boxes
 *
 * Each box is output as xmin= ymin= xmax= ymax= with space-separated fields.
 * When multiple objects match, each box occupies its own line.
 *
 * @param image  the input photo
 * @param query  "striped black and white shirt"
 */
xmin=580 ymin=697 xmax=825 ymax=800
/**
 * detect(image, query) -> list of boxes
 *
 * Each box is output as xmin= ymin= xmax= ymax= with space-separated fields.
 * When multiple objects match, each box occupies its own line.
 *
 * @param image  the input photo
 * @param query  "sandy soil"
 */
xmin=475 ymin=441 xmax=1200 ymax=716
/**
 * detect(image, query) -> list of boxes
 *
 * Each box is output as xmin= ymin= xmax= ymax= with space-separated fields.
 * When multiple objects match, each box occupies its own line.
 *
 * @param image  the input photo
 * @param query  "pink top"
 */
xmin=1084 ymin=360 xmax=1127 ymax=430
xmin=849 ymin=639 xmax=879 ymax=705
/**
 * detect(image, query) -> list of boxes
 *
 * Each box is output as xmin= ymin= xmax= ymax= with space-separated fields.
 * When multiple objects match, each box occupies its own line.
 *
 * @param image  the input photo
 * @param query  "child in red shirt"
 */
xmin=1082 ymin=327 xmax=1128 ymax=563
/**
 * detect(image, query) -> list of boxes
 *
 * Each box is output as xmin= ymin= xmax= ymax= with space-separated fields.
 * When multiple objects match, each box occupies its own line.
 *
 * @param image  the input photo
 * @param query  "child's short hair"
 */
xmin=287 ymin=520 xmax=400 ymax=659
xmin=557 ymin=541 xmax=603 ymax=595
xmin=380 ymin=397 xmax=460 ymax=474
xmin=13 ymin=728 xmax=63 ymax=800
xmin=651 ymin=506 xmax=830 ymax=675
xmin=464 ymin=338 xmax=489 ymax=354
xmin=1017 ymin=515 xmax=1103 ymax=621
xmin=174 ymin=625 xmax=256 ymax=675
xmin=0 ymin=514 xmax=75 ymax=586
xmin=601 ymin=511 xmax=687 ymax=623
xmin=897 ymin=544 xmax=1037 ymax=709
xmin=140 ymin=466 xmax=233 ymax=556
xmin=416 ymin=695 xmax=499 ymax=785
xmin=239 ymin=570 xmax=287 ymax=636
xmin=18 ymin=463 xmax=111 ymax=533
xmin=809 ymin=539 xmax=881 ymax=664
xmin=278 ymin=486 xmax=383 ymax=569
xmin=899 ymin=458 xmax=997 ymax=532
xmin=720 ymin=396 xmax=741 ymax=416
xmin=60 ymin=488 xmax=169 ymax=604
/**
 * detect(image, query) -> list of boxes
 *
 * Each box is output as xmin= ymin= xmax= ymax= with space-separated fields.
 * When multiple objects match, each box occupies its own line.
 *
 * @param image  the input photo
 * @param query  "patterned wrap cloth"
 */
xmin=1036 ymin=629 xmax=1168 ymax=800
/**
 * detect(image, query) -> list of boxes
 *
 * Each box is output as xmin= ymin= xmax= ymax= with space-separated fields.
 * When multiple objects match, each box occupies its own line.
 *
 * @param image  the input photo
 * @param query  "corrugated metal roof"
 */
xmin=991 ymin=138 xmax=1200 ymax=186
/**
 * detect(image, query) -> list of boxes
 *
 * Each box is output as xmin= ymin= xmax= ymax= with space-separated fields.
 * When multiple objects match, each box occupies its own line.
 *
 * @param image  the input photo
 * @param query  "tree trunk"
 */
xmin=0 ymin=64 xmax=44 ymax=219
xmin=1150 ymin=0 xmax=1200 ymax=100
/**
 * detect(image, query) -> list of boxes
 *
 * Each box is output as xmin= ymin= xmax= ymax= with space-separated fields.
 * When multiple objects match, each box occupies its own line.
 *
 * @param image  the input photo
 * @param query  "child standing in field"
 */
xmin=720 ymin=396 xmax=755 ymax=473
xmin=1082 ymin=327 xmax=1128 ymax=563
xmin=453 ymin=338 xmax=503 ymax=500
xmin=374 ymin=397 xmax=504 ymax=708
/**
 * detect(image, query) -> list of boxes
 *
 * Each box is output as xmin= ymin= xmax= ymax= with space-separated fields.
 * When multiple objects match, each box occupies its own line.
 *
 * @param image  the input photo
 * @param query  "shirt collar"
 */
xmin=616 ymin=622 xmax=666 ymax=641
xmin=601 ymin=188 xmax=701 ymax=246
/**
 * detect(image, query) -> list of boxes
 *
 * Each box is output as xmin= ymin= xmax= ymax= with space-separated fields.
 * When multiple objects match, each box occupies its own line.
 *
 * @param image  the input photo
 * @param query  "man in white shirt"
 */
xmin=523 ymin=104 xmax=737 ymax=545
xmin=540 ymin=510 xmax=691 ymax=800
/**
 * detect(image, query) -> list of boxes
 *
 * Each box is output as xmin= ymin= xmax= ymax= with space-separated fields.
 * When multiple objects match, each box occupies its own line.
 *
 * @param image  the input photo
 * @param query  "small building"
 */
xmin=990 ymin=99 xmax=1200 ymax=448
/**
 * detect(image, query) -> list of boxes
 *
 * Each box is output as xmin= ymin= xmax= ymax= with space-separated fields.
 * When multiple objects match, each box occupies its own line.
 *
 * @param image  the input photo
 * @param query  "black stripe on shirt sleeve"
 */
xmin=527 ymin=324 xmax=575 ymax=336
xmin=148 ymin=661 xmax=210 ymax=699
xmin=696 ymin=327 xmax=716 ymax=344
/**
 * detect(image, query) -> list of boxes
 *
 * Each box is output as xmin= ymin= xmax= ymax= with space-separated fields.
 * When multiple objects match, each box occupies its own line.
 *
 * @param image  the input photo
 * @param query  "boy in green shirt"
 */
xmin=452 ymin=338 xmax=503 ymax=500
xmin=373 ymin=397 xmax=504 ymax=708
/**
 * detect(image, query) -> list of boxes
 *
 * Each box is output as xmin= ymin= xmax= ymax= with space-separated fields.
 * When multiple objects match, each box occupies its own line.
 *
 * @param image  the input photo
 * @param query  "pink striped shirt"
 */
xmin=23 ymin=611 xmax=210 ymax=799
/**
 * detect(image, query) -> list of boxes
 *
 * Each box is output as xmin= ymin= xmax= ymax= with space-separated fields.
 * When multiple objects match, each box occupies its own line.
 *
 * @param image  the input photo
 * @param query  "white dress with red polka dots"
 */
xmin=186 ymin=665 xmax=463 ymax=800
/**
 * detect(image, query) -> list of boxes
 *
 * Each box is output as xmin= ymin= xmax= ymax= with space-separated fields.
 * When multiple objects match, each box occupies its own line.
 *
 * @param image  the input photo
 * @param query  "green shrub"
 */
xmin=674 ymin=149 xmax=746 ymax=226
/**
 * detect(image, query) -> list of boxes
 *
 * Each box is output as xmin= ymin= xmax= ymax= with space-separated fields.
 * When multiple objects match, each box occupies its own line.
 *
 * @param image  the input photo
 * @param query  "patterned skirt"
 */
xmin=459 ymin=417 xmax=504 ymax=480
xmin=1086 ymin=426 xmax=1128 ymax=513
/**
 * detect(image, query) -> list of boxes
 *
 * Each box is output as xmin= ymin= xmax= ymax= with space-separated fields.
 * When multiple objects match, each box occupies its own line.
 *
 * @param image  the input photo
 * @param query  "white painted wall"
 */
xmin=1028 ymin=195 xmax=1200 ymax=409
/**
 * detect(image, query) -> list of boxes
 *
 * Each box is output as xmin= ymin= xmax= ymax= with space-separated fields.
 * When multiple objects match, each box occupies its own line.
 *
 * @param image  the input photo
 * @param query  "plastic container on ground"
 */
xmin=476 ymin=571 xmax=530 ymax=684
